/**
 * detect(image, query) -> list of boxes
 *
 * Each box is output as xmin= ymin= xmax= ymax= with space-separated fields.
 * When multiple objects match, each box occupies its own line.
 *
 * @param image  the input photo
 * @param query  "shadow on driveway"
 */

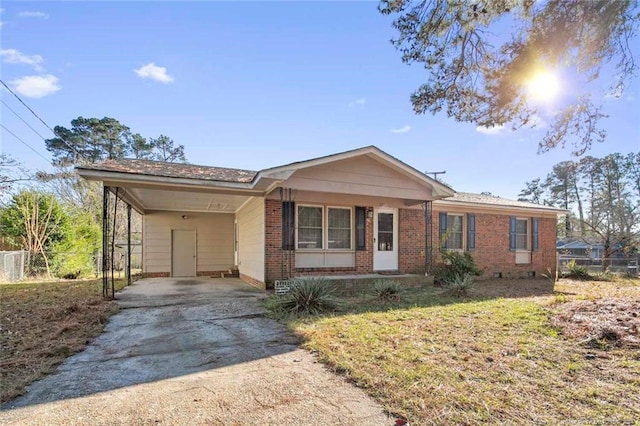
xmin=2 ymin=278 xmax=300 ymax=409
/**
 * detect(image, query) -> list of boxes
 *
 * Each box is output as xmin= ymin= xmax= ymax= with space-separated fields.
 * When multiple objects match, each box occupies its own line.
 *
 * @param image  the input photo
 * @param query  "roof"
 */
xmin=78 ymin=158 xmax=257 ymax=183
xmin=443 ymin=192 xmax=566 ymax=212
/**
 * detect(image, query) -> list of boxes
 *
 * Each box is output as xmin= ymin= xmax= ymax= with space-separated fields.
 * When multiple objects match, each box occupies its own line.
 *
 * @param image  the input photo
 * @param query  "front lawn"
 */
xmin=283 ymin=278 xmax=640 ymax=424
xmin=0 ymin=279 xmax=127 ymax=404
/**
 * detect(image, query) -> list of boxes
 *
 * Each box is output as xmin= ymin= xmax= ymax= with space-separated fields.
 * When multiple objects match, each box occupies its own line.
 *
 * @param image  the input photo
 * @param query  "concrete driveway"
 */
xmin=0 ymin=278 xmax=389 ymax=425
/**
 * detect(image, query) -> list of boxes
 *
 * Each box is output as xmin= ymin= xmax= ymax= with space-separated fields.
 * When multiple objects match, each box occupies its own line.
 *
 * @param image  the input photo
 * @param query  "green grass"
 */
xmin=283 ymin=279 xmax=640 ymax=425
xmin=0 ymin=279 xmax=127 ymax=403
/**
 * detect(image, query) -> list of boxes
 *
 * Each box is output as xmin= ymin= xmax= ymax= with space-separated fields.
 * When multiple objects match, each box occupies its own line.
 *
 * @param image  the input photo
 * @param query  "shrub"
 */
xmin=433 ymin=251 xmax=483 ymax=285
xmin=273 ymin=277 xmax=341 ymax=316
xmin=562 ymin=260 xmax=591 ymax=280
xmin=371 ymin=279 xmax=402 ymax=301
xmin=443 ymin=273 xmax=475 ymax=297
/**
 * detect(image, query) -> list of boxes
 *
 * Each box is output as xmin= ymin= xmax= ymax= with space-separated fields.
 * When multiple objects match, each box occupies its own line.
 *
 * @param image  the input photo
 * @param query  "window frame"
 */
xmin=514 ymin=217 xmax=530 ymax=251
xmin=296 ymin=204 xmax=324 ymax=250
xmin=445 ymin=213 xmax=464 ymax=251
xmin=326 ymin=206 xmax=353 ymax=250
xmin=296 ymin=204 xmax=354 ymax=251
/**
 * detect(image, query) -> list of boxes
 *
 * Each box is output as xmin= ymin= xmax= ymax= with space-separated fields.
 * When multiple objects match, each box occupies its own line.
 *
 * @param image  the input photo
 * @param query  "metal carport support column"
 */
xmin=102 ymin=185 xmax=133 ymax=298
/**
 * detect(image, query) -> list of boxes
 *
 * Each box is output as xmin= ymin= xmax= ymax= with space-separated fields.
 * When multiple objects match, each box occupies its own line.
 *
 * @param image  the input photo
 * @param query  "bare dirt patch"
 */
xmin=0 ymin=279 xmax=125 ymax=403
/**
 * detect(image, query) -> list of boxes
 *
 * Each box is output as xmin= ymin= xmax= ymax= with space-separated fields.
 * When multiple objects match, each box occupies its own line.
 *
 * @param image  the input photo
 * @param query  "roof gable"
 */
xmin=257 ymin=146 xmax=454 ymax=198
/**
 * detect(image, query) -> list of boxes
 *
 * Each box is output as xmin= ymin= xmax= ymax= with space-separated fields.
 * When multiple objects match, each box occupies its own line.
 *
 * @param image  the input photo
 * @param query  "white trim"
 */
xmin=296 ymin=204 xmax=324 ymax=250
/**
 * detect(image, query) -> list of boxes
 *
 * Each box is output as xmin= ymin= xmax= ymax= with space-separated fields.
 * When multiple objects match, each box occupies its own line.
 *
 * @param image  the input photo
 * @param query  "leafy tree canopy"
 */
xmin=380 ymin=0 xmax=639 ymax=155
xmin=45 ymin=116 xmax=188 ymax=166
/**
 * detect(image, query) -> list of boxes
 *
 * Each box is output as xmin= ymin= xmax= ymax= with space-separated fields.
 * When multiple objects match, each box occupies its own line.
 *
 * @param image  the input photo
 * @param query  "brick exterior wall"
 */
xmin=470 ymin=214 xmax=557 ymax=279
xmin=264 ymin=200 xmax=376 ymax=285
xmin=399 ymin=208 xmax=426 ymax=274
xmin=263 ymin=200 xmax=558 ymax=285
xmin=265 ymin=199 xmax=294 ymax=284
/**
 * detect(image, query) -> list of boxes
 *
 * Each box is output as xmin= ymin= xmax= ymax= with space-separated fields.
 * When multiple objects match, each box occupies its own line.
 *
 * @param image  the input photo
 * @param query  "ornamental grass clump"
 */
xmin=371 ymin=279 xmax=402 ymax=301
xmin=443 ymin=273 xmax=476 ymax=297
xmin=276 ymin=277 xmax=341 ymax=316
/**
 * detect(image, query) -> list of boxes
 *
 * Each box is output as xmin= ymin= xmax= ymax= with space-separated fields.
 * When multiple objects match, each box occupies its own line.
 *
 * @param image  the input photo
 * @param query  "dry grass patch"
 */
xmin=285 ymin=278 xmax=640 ymax=425
xmin=0 ymin=279 xmax=126 ymax=404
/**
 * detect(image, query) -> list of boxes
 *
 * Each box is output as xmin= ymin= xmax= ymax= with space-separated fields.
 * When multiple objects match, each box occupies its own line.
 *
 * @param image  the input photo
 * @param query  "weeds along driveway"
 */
xmin=0 ymin=278 xmax=389 ymax=425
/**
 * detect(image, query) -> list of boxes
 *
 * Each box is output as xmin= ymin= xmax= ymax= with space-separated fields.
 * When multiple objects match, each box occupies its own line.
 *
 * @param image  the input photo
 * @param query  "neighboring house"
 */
xmin=557 ymin=239 xmax=606 ymax=259
xmin=77 ymin=146 xmax=564 ymax=288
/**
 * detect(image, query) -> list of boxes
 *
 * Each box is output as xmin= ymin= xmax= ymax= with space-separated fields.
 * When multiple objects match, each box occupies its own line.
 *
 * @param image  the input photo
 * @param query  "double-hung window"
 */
xmin=327 ymin=208 xmax=351 ymax=249
xmin=514 ymin=219 xmax=528 ymax=250
xmin=298 ymin=206 xmax=323 ymax=249
xmin=297 ymin=205 xmax=352 ymax=250
xmin=510 ymin=217 xmax=539 ymax=264
xmin=439 ymin=212 xmax=475 ymax=251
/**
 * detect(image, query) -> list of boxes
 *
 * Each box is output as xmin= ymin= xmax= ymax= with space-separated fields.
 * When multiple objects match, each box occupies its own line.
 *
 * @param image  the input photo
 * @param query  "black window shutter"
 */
xmin=532 ymin=218 xmax=539 ymax=251
xmin=509 ymin=216 xmax=516 ymax=251
xmin=282 ymin=201 xmax=295 ymax=250
xmin=355 ymin=207 xmax=367 ymax=251
xmin=439 ymin=212 xmax=447 ymax=250
xmin=467 ymin=214 xmax=476 ymax=251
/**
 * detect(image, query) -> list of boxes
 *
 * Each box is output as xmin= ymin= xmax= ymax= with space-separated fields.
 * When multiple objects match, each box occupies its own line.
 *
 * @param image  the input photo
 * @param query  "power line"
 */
xmin=0 ymin=123 xmax=51 ymax=163
xmin=1 ymin=99 xmax=49 ymax=141
xmin=0 ymin=78 xmax=82 ymax=160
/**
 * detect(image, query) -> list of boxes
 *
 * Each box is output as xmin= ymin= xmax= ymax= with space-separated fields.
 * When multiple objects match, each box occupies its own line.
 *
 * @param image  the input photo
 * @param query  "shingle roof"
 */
xmin=79 ymin=159 xmax=258 ymax=183
xmin=445 ymin=192 xmax=565 ymax=212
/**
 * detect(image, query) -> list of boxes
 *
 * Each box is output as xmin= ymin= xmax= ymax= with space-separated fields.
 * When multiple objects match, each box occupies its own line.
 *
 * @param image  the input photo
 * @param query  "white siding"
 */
xmin=236 ymin=197 xmax=265 ymax=283
xmin=143 ymin=212 xmax=234 ymax=274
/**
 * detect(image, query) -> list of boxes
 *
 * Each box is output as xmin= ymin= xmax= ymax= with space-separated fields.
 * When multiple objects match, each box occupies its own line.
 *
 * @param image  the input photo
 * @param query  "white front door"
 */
xmin=172 ymin=229 xmax=196 ymax=277
xmin=373 ymin=208 xmax=398 ymax=271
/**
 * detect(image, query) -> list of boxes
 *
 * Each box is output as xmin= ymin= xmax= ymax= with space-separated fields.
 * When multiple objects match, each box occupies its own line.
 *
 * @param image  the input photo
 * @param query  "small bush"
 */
xmin=272 ymin=277 xmax=340 ymax=316
xmin=443 ymin=273 xmax=475 ymax=297
xmin=433 ymin=251 xmax=483 ymax=286
xmin=562 ymin=260 xmax=591 ymax=280
xmin=371 ymin=279 xmax=402 ymax=301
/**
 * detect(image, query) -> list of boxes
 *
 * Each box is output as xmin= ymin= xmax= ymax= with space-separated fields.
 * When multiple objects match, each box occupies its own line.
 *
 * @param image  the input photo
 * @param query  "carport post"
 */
xmin=127 ymin=203 xmax=132 ymax=286
xmin=424 ymin=200 xmax=433 ymax=275
xmin=102 ymin=186 xmax=110 ymax=297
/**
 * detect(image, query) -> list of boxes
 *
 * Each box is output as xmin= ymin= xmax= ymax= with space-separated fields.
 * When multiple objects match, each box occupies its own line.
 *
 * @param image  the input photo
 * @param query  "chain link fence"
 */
xmin=0 ymin=248 xmax=142 ymax=283
xmin=558 ymin=255 xmax=639 ymax=276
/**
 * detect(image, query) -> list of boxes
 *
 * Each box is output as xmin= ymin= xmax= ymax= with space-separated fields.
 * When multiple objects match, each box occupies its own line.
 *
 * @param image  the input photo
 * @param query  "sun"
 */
xmin=526 ymin=71 xmax=561 ymax=103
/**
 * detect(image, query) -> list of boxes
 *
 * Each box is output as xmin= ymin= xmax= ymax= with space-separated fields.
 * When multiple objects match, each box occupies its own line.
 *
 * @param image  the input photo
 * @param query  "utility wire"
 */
xmin=0 ymin=123 xmax=52 ymax=163
xmin=0 ymin=78 xmax=82 ymax=160
xmin=1 ymin=99 xmax=50 ymax=141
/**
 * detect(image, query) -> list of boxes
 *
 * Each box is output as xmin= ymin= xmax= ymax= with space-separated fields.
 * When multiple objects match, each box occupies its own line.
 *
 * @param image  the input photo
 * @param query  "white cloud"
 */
xmin=11 ymin=74 xmax=61 ymax=98
xmin=134 ymin=63 xmax=174 ymax=83
xmin=1 ymin=48 xmax=44 ymax=71
xmin=391 ymin=125 xmax=411 ymax=134
xmin=475 ymin=124 xmax=505 ymax=135
xmin=348 ymin=98 xmax=366 ymax=107
xmin=18 ymin=11 xmax=49 ymax=19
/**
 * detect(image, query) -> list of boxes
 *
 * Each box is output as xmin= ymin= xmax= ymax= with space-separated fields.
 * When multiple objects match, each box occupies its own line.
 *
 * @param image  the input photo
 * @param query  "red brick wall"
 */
xmin=433 ymin=212 xmax=558 ymax=279
xmin=399 ymin=208 xmax=426 ymax=274
xmin=264 ymin=201 xmax=557 ymax=283
xmin=265 ymin=199 xmax=294 ymax=284
xmin=355 ymin=211 xmax=374 ymax=273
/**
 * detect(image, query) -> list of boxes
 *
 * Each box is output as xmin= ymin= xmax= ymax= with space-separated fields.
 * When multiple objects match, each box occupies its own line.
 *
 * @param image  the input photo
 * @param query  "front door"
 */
xmin=373 ymin=208 xmax=398 ymax=271
xmin=172 ymin=229 xmax=196 ymax=277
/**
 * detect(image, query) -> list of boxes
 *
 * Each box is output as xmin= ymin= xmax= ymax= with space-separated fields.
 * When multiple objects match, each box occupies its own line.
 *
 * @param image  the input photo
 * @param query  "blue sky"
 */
xmin=1 ymin=1 xmax=639 ymax=199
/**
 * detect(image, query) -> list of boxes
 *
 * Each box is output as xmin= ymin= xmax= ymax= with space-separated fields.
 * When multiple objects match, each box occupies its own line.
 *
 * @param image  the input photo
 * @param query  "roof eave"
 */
xmin=435 ymin=198 xmax=567 ymax=215
xmin=77 ymin=168 xmax=263 ymax=194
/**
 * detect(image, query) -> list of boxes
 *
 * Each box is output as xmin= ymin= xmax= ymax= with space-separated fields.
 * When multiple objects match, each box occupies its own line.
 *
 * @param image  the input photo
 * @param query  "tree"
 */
xmin=380 ymin=0 xmax=639 ymax=155
xmin=0 ymin=154 xmax=31 ymax=194
xmin=129 ymin=133 xmax=154 ymax=160
xmin=518 ymin=178 xmax=546 ymax=205
xmin=519 ymin=152 xmax=640 ymax=267
xmin=0 ymin=190 xmax=70 ymax=277
xmin=147 ymin=135 xmax=187 ymax=163
xmin=45 ymin=117 xmax=132 ymax=166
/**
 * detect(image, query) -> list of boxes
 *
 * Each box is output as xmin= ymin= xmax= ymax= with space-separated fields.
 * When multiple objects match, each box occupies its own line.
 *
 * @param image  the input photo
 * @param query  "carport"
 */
xmin=77 ymin=159 xmax=278 ymax=297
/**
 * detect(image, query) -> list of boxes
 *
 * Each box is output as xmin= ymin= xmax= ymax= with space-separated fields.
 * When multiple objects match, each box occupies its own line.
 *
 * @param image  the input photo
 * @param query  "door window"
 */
xmin=377 ymin=212 xmax=394 ymax=251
